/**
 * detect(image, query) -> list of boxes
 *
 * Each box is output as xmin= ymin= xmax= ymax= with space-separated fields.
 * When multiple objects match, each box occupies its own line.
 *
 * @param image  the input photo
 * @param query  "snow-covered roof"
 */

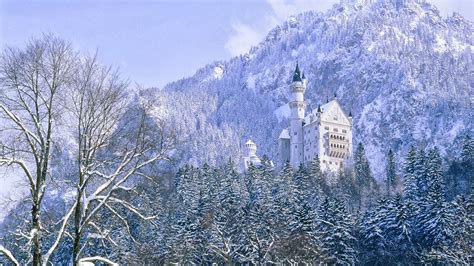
xmin=303 ymin=99 xmax=351 ymax=125
xmin=279 ymin=128 xmax=290 ymax=139
xmin=320 ymin=100 xmax=334 ymax=113
xmin=245 ymin=139 xmax=256 ymax=145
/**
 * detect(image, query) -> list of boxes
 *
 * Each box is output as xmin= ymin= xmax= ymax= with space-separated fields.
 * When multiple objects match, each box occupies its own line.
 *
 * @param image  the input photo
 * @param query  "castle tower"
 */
xmin=240 ymin=139 xmax=262 ymax=172
xmin=289 ymin=63 xmax=306 ymax=168
xmin=244 ymin=139 xmax=257 ymax=157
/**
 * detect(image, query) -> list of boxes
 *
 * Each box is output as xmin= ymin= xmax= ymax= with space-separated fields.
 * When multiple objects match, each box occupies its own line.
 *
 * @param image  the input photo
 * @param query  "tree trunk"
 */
xmin=72 ymin=188 xmax=82 ymax=265
xmin=32 ymin=202 xmax=42 ymax=266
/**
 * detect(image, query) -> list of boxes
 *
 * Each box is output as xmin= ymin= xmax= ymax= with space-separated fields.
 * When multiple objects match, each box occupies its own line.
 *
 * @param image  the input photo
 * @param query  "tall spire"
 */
xmin=292 ymin=62 xmax=302 ymax=82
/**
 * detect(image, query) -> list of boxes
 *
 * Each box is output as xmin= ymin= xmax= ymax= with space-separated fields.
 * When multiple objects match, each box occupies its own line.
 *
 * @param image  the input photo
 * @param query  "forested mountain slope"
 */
xmin=145 ymin=0 xmax=473 ymax=175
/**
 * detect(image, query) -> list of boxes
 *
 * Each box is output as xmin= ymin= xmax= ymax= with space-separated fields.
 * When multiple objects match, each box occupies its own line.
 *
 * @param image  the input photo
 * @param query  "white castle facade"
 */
xmin=240 ymin=139 xmax=262 ymax=172
xmin=278 ymin=63 xmax=353 ymax=172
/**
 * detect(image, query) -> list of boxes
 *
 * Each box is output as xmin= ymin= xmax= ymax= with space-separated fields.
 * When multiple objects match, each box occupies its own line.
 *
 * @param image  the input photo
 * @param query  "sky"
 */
xmin=1 ymin=0 xmax=471 ymax=89
xmin=0 ymin=0 xmax=472 ymax=215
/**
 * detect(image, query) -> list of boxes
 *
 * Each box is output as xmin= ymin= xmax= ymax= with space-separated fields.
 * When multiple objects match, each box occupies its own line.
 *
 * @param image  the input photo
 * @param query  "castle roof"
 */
xmin=279 ymin=128 xmax=290 ymax=139
xmin=303 ymin=99 xmax=351 ymax=125
xmin=292 ymin=63 xmax=302 ymax=82
xmin=245 ymin=139 xmax=255 ymax=145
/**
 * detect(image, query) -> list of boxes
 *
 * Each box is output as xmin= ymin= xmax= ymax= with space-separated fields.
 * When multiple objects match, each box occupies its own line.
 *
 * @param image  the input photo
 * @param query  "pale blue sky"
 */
xmin=1 ymin=0 xmax=472 ymax=88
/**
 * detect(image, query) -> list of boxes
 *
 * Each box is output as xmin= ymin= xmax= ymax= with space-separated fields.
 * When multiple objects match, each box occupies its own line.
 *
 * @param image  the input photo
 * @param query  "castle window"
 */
xmin=325 ymin=126 xmax=329 ymax=130
xmin=335 ymin=162 xmax=338 ymax=165
xmin=323 ymin=160 xmax=326 ymax=163
xmin=294 ymin=132 xmax=297 ymax=136
xmin=342 ymin=129 xmax=347 ymax=133
xmin=329 ymin=161 xmax=332 ymax=164
xmin=334 ymin=128 xmax=339 ymax=132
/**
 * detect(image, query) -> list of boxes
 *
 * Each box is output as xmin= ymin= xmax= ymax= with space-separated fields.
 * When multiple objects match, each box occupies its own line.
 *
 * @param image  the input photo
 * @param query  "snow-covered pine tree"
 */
xmin=307 ymin=155 xmax=326 ymax=206
xmin=403 ymin=146 xmax=418 ymax=202
xmin=210 ymin=160 xmax=244 ymax=264
xmin=316 ymin=198 xmax=357 ymax=265
xmin=445 ymin=134 xmax=473 ymax=199
xmin=461 ymin=134 xmax=474 ymax=162
xmin=385 ymin=195 xmax=416 ymax=263
xmin=354 ymin=143 xmax=379 ymax=210
xmin=414 ymin=149 xmax=429 ymax=201
xmin=168 ymin=166 xmax=204 ymax=264
xmin=334 ymin=169 xmax=358 ymax=212
xmin=239 ymin=163 xmax=275 ymax=264
xmin=286 ymin=164 xmax=319 ymax=263
xmin=385 ymin=149 xmax=398 ymax=197
xmin=416 ymin=148 xmax=454 ymax=253
xmin=360 ymin=199 xmax=390 ymax=264
xmin=270 ymin=161 xmax=294 ymax=261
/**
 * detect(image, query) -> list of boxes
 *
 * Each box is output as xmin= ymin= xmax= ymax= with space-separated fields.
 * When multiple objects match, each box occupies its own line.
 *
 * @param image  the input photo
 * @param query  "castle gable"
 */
xmin=320 ymin=100 xmax=351 ymax=126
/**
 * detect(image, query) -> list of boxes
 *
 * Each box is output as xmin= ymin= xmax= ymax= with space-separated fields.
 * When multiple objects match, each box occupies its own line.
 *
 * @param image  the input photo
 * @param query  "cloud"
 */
xmin=224 ymin=21 xmax=263 ymax=57
xmin=225 ymin=0 xmax=337 ymax=56
xmin=429 ymin=0 xmax=473 ymax=20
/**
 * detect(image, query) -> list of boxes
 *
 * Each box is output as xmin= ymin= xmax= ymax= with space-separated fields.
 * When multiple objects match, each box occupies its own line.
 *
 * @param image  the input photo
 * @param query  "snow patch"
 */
xmin=246 ymin=74 xmax=256 ymax=91
xmin=433 ymin=34 xmax=448 ymax=53
xmin=447 ymin=121 xmax=464 ymax=142
xmin=214 ymin=66 xmax=224 ymax=79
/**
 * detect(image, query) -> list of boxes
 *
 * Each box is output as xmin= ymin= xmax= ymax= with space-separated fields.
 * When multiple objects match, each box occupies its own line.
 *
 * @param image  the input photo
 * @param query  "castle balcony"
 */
xmin=289 ymin=101 xmax=305 ymax=108
xmin=291 ymin=83 xmax=305 ymax=93
xmin=328 ymin=132 xmax=349 ymax=159
xmin=329 ymin=132 xmax=349 ymax=143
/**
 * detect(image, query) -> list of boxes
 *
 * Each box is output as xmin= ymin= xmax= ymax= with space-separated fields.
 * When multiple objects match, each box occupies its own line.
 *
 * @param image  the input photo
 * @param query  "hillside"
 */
xmin=143 ymin=0 xmax=473 ymax=175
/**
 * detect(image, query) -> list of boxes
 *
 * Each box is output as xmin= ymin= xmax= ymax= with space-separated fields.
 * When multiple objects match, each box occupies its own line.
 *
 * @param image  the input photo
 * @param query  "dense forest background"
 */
xmin=1 ymin=133 xmax=472 ymax=264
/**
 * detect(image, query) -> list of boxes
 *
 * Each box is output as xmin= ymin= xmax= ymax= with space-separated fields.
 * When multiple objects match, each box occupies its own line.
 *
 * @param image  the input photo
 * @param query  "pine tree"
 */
xmin=414 ymin=149 xmax=429 ymax=201
xmin=308 ymin=154 xmax=329 ymax=204
xmin=403 ymin=146 xmax=418 ymax=201
xmin=270 ymin=161 xmax=294 ymax=260
xmin=416 ymin=148 xmax=453 ymax=250
xmin=385 ymin=149 xmax=398 ymax=197
xmin=316 ymin=198 xmax=357 ymax=265
xmin=239 ymin=163 xmax=274 ymax=264
xmin=354 ymin=143 xmax=379 ymax=209
xmin=287 ymin=164 xmax=318 ymax=262
xmin=461 ymin=134 xmax=474 ymax=162
xmin=210 ymin=160 xmax=244 ymax=263
xmin=385 ymin=195 xmax=416 ymax=263
xmin=361 ymin=200 xmax=390 ymax=264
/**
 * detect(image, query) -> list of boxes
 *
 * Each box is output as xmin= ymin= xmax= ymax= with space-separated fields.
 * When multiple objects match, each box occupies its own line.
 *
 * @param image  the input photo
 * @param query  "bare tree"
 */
xmin=0 ymin=35 xmax=75 ymax=265
xmin=42 ymin=55 xmax=175 ymax=265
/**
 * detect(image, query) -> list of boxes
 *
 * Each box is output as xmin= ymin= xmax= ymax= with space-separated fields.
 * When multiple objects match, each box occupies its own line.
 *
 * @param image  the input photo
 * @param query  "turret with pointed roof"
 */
xmin=292 ymin=62 xmax=302 ymax=82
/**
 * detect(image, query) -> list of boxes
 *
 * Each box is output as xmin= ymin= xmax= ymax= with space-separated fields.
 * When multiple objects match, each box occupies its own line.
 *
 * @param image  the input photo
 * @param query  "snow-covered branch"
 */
xmin=78 ymin=256 xmax=118 ymax=266
xmin=0 ymin=245 xmax=20 ymax=266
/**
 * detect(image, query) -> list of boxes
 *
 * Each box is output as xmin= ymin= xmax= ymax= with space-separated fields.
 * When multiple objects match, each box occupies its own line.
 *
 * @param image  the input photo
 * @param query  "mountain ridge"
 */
xmin=144 ymin=0 xmax=473 ymax=176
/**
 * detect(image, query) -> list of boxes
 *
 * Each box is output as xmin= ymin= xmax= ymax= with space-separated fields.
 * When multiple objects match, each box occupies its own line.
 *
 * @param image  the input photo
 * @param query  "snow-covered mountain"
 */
xmin=143 ymin=0 xmax=473 ymax=176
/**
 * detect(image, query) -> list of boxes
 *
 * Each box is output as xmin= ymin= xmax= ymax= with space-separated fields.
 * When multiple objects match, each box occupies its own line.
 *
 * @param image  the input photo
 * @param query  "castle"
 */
xmin=278 ymin=63 xmax=353 ymax=172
